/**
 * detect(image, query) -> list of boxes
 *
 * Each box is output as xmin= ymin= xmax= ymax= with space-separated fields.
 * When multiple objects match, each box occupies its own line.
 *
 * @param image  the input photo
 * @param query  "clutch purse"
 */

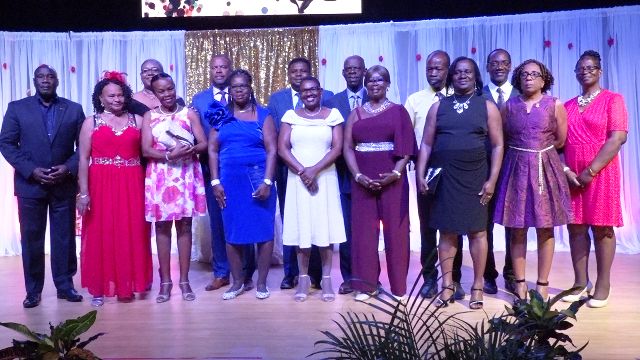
xmin=425 ymin=167 xmax=442 ymax=195
xmin=153 ymin=119 xmax=195 ymax=148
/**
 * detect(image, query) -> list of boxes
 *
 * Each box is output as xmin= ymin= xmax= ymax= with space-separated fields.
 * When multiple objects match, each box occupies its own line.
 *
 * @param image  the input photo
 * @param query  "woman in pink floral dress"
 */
xmin=142 ymin=73 xmax=207 ymax=303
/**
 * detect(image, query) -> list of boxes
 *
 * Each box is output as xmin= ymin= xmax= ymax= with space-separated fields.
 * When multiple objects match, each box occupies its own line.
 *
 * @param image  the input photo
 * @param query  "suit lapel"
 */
xmin=50 ymin=100 xmax=68 ymax=143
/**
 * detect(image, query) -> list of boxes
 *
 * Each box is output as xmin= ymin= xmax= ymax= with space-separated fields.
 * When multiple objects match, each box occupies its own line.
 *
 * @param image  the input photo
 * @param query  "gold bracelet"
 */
xmin=587 ymin=167 xmax=597 ymax=177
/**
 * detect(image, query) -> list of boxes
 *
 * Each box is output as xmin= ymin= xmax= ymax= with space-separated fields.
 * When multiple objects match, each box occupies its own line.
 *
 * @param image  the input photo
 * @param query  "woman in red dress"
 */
xmin=562 ymin=50 xmax=628 ymax=308
xmin=77 ymin=72 xmax=152 ymax=307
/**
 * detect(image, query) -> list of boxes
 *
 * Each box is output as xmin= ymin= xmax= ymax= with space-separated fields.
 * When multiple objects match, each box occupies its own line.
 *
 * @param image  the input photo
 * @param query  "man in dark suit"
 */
xmin=0 ymin=65 xmax=85 ymax=308
xmin=324 ymin=55 xmax=367 ymax=294
xmin=268 ymin=57 xmax=334 ymax=290
xmin=481 ymin=48 xmax=519 ymax=294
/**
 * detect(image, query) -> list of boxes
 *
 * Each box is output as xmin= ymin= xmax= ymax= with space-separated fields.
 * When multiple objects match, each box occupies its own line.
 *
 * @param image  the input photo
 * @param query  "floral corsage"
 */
xmin=204 ymin=101 xmax=234 ymax=130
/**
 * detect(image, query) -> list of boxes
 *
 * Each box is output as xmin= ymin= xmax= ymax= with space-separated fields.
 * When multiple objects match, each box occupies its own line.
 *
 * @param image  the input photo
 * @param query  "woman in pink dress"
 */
xmin=142 ymin=73 xmax=208 ymax=303
xmin=562 ymin=50 xmax=628 ymax=308
xmin=78 ymin=72 xmax=152 ymax=307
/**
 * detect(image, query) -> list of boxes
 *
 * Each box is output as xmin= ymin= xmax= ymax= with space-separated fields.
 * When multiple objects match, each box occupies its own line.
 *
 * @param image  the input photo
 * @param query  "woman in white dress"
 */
xmin=278 ymin=76 xmax=346 ymax=302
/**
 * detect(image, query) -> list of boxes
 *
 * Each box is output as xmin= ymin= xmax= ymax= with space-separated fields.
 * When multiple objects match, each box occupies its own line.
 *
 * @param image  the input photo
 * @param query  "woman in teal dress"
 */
xmin=207 ymin=69 xmax=277 ymax=300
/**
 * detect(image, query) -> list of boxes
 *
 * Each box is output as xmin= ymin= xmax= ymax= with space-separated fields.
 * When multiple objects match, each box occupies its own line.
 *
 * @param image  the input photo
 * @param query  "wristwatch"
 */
xmin=263 ymin=178 xmax=273 ymax=186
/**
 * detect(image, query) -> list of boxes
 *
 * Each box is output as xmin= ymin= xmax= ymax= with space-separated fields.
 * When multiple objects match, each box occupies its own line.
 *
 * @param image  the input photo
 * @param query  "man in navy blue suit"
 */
xmin=324 ymin=55 xmax=367 ymax=294
xmin=481 ymin=48 xmax=519 ymax=295
xmin=0 ymin=65 xmax=85 ymax=308
xmin=268 ymin=57 xmax=334 ymax=290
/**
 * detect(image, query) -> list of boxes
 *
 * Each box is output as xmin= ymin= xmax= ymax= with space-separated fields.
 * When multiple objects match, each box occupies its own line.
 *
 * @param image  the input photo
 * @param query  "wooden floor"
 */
xmin=1 ymin=251 xmax=639 ymax=360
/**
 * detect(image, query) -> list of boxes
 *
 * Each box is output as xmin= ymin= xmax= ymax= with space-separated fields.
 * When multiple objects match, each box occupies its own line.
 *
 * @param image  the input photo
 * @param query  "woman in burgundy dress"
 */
xmin=562 ymin=50 xmax=628 ymax=308
xmin=492 ymin=60 xmax=571 ymax=301
xmin=343 ymin=65 xmax=416 ymax=301
xmin=77 ymin=72 xmax=152 ymax=307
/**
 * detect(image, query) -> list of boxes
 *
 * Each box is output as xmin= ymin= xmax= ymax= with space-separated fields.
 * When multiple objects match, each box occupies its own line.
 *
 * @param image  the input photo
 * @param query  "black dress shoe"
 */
xmin=453 ymin=282 xmax=466 ymax=300
xmin=311 ymin=277 xmax=322 ymax=290
xmin=338 ymin=281 xmax=353 ymax=295
xmin=57 ymin=288 xmax=83 ymax=302
xmin=504 ymin=277 xmax=517 ymax=294
xmin=23 ymin=294 xmax=41 ymax=308
xmin=483 ymin=279 xmax=498 ymax=295
xmin=280 ymin=276 xmax=298 ymax=290
xmin=419 ymin=279 xmax=438 ymax=299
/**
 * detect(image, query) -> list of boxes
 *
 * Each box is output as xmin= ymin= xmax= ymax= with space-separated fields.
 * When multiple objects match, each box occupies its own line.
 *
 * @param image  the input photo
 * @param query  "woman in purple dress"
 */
xmin=493 ymin=60 xmax=571 ymax=300
xmin=343 ymin=65 xmax=417 ymax=301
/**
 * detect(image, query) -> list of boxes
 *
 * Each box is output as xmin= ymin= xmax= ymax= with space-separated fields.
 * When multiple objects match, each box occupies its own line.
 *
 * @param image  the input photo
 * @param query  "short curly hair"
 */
xmin=92 ymin=78 xmax=133 ymax=113
xmin=511 ymin=59 xmax=554 ymax=94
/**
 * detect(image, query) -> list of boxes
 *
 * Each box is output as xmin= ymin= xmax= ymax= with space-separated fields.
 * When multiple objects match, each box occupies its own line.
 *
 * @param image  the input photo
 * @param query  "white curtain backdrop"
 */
xmin=0 ymin=31 xmax=186 ymax=256
xmin=318 ymin=5 xmax=640 ymax=254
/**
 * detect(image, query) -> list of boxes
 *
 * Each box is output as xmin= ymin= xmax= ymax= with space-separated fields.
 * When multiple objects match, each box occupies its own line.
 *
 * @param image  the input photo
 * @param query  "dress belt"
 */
xmin=92 ymin=155 xmax=141 ymax=167
xmin=355 ymin=141 xmax=394 ymax=152
xmin=509 ymin=144 xmax=555 ymax=194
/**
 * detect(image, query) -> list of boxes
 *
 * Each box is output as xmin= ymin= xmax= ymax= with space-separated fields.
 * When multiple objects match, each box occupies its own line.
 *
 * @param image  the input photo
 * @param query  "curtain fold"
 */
xmin=184 ymin=27 xmax=318 ymax=106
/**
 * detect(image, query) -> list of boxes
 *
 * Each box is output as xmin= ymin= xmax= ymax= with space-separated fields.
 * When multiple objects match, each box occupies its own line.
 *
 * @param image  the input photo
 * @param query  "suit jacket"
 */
xmin=0 ymin=95 xmax=85 ymax=199
xmin=481 ymin=84 xmax=519 ymax=105
xmin=267 ymin=87 xmax=335 ymax=132
xmin=324 ymin=88 xmax=368 ymax=194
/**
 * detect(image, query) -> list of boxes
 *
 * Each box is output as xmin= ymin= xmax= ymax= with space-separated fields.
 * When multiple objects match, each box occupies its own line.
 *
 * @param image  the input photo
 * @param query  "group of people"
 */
xmin=0 ymin=47 xmax=627 ymax=310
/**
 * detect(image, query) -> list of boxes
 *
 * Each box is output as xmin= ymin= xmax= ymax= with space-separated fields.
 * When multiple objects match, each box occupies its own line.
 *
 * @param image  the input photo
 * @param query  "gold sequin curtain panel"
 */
xmin=185 ymin=27 xmax=318 ymax=106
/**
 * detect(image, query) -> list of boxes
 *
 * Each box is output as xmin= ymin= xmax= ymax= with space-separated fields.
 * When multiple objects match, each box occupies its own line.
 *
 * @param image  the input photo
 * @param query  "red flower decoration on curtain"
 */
xmin=102 ymin=70 xmax=128 ymax=84
xmin=321 ymin=58 xmax=327 ymax=65
xmin=544 ymin=40 xmax=552 ymax=48
xmin=416 ymin=54 xmax=422 ymax=61
xmin=471 ymin=47 xmax=477 ymax=54
xmin=378 ymin=55 xmax=384 ymax=62
xmin=70 ymin=66 xmax=76 ymax=73
xmin=568 ymin=42 xmax=574 ymax=50
xmin=170 ymin=64 xmax=174 ymax=72
xmin=607 ymin=37 xmax=615 ymax=47
xmin=2 ymin=63 xmax=7 ymax=70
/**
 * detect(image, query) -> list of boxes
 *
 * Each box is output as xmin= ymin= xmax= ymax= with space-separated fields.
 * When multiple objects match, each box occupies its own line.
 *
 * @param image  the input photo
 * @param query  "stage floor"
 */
xmin=1 ymin=251 xmax=639 ymax=360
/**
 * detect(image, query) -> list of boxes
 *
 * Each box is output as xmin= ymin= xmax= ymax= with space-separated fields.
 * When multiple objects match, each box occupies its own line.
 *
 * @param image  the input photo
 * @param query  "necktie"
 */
xmin=496 ymin=88 xmax=505 ymax=109
xmin=218 ymin=90 xmax=227 ymax=106
xmin=294 ymin=93 xmax=303 ymax=109
xmin=436 ymin=92 xmax=444 ymax=101
xmin=350 ymin=95 xmax=360 ymax=110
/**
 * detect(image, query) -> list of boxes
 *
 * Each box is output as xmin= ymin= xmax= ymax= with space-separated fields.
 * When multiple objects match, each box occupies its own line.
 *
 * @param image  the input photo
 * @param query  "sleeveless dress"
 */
xmin=81 ymin=113 xmax=152 ymax=298
xmin=281 ymin=108 xmax=346 ymax=248
xmin=429 ymin=94 xmax=489 ymax=234
xmin=144 ymin=107 xmax=207 ymax=222
xmin=564 ymin=90 xmax=628 ymax=226
xmin=217 ymin=106 xmax=276 ymax=244
xmin=493 ymin=95 xmax=572 ymax=228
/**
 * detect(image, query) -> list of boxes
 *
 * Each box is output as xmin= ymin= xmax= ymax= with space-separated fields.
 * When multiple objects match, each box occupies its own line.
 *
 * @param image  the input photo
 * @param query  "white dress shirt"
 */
xmin=213 ymin=86 xmax=230 ymax=104
xmin=404 ymin=86 xmax=450 ymax=145
xmin=486 ymin=81 xmax=514 ymax=104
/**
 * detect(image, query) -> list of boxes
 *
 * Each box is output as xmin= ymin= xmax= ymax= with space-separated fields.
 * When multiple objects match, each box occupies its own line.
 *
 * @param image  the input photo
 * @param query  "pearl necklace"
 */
xmin=578 ymin=89 xmax=601 ymax=107
xmin=303 ymin=106 xmax=322 ymax=117
xmin=363 ymin=99 xmax=391 ymax=114
xmin=452 ymin=93 xmax=474 ymax=114
xmin=158 ymin=106 xmax=179 ymax=116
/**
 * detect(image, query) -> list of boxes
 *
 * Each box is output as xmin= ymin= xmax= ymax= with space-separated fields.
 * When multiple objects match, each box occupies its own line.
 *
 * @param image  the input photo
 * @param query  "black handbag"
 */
xmin=425 ymin=167 xmax=442 ymax=195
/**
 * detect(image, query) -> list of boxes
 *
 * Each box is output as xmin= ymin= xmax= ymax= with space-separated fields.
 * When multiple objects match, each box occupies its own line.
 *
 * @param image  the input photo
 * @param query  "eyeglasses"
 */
xmin=300 ymin=87 xmax=321 ymax=93
xmin=230 ymin=84 xmax=250 ymax=91
xmin=141 ymin=67 xmax=161 ymax=75
xmin=519 ymin=71 xmax=543 ymax=79
xmin=574 ymin=65 xmax=600 ymax=74
xmin=452 ymin=70 xmax=474 ymax=76
xmin=366 ymin=77 xmax=386 ymax=84
xmin=488 ymin=60 xmax=511 ymax=68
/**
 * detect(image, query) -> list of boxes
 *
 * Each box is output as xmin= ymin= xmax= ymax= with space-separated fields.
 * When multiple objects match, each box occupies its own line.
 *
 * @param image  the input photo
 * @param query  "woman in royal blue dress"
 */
xmin=207 ymin=69 xmax=277 ymax=300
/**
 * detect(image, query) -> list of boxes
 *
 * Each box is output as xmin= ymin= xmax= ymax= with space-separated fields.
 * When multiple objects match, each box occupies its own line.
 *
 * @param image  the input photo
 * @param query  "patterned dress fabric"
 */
xmin=281 ymin=108 xmax=347 ymax=248
xmin=217 ymin=106 xmax=276 ymax=245
xmin=564 ymin=90 xmax=628 ymax=226
xmin=81 ymin=113 xmax=152 ymax=298
xmin=144 ymin=107 xmax=206 ymax=222
xmin=493 ymin=95 xmax=572 ymax=228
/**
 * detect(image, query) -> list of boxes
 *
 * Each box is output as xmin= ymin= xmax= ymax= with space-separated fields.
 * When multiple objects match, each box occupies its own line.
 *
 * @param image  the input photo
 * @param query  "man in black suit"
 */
xmin=0 ymin=65 xmax=85 ymax=308
xmin=324 ymin=55 xmax=367 ymax=294
xmin=481 ymin=48 xmax=519 ymax=294
xmin=268 ymin=57 xmax=334 ymax=290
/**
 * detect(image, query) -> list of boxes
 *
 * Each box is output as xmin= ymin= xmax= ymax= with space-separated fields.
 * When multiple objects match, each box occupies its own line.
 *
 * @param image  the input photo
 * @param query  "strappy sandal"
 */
xmin=513 ymin=278 xmax=527 ymax=303
xmin=295 ymin=275 xmax=311 ymax=302
xmin=91 ymin=296 xmax=104 ymax=307
xmin=469 ymin=288 xmax=484 ymax=310
xmin=435 ymin=285 xmax=455 ymax=307
xmin=179 ymin=282 xmax=196 ymax=301
xmin=536 ymin=280 xmax=550 ymax=300
xmin=156 ymin=282 xmax=173 ymax=303
xmin=321 ymin=276 xmax=336 ymax=302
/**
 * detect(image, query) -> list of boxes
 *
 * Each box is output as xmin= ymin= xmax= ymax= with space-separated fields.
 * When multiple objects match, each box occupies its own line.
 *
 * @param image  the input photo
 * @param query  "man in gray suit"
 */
xmin=324 ymin=55 xmax=367 ymax=294
xmin=481 ymin=48 xmax=519 ymax=294
xmin=0 ymin=65 xmax=85 ymax=308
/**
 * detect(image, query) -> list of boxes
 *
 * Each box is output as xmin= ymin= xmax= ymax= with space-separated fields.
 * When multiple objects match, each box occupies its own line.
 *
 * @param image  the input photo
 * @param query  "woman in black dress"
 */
xmin=416 ymin=57 xmax=503 ymax=309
